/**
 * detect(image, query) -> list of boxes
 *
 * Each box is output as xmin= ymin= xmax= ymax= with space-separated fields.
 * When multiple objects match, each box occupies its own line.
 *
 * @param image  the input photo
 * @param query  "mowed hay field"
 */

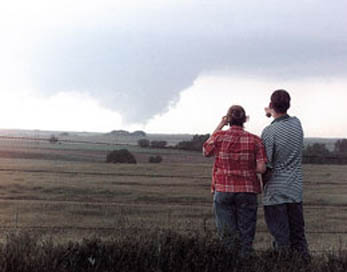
xmin=0 ymin=137 xmax=346 ymax=253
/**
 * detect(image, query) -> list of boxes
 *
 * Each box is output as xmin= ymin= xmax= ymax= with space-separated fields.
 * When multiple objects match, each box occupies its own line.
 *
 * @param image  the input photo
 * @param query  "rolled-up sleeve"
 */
xmin=255 ymin=138 xmax=268 ymax=164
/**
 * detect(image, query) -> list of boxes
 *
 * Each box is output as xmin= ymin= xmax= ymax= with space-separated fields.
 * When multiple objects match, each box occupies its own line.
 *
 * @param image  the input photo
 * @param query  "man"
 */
xmin=261 ymin=90 xmax=310 ymax=258
xmin=203 ymin=105 xmax=267 ymax=257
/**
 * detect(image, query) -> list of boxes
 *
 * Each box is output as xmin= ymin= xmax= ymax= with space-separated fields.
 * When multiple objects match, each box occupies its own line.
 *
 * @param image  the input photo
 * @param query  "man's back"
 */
xmin=261 ymin=115 xmax=304 ymax=205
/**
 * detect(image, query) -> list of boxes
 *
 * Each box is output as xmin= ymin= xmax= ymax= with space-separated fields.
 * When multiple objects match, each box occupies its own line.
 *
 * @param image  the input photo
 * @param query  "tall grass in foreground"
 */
xmin=0 ymin=230 xmax=347 ymax=272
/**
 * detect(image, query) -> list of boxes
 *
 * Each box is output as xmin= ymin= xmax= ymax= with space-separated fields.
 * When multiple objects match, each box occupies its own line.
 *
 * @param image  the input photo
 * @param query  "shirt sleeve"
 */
xmin=202 ymin=131 xmax=222 ymax=157
xmin=255 ymin=138 xmax=267 ymax=164
xmin=261 ymin=126 xmax=275 ymax=168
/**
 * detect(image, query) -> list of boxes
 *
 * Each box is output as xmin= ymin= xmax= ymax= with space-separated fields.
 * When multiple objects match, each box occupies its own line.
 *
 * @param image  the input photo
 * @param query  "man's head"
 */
xmin=270 ymin=89 xmax=291 ymax=114
xmin=227 ymin=105 xmax=247 ymax=127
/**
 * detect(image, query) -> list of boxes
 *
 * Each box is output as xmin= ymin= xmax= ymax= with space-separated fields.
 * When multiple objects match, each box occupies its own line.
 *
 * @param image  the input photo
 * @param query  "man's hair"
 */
xmin=271 ymin=90 xmax=291 ymax=113
xmin=227 ymin=105 xmax=247 ymax=127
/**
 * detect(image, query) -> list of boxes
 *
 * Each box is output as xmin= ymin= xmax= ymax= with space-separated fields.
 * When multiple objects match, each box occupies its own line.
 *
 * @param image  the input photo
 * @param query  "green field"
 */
xmin=0 ymin=135 xmax=346 ymax=254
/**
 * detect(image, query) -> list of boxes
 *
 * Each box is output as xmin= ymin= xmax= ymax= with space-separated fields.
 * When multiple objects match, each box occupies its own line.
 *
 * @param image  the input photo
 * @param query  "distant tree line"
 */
xmin=303 ymin=139 xmax=347 ymax=164
xmin=137 ymin=135 xmax=347 ymax=165
xmin=137 ymin=134 xmax=210 ymax=152
xmin=107 ymin=130 xmax=146 ymax=137
xmin=137 ymin=139 xmax=168 ymax=148
xmin=174 ymin=134 xmax=210 ymax=152
xmin=127 ymin=132 xmax=347 ymax=166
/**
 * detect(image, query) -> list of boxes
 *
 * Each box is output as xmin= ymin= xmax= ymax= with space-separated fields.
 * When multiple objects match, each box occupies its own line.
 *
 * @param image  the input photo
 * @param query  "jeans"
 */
xmin=213 ymin=192 xmax=258 ymax=257
xmin=264 ymin=202 xmax=309 ymax=257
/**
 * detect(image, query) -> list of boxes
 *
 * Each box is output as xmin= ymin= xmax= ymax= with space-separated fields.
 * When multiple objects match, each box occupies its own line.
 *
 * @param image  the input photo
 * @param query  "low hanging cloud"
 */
xmin=17 ymin=0 xmax=347 ymax=123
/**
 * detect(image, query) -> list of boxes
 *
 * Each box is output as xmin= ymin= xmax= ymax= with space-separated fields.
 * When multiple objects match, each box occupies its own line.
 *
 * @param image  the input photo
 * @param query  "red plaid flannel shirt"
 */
xmin=203 ymin=126 xmax=267 ymax=194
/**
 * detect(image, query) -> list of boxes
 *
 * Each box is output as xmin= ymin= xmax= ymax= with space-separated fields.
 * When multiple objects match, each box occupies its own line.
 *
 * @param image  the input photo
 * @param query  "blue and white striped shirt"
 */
xmin=261 ymin=115 xmax=304 ymax=206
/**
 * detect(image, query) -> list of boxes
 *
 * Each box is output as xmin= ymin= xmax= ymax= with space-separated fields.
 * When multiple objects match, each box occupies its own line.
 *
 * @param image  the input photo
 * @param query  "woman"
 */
xmin=203 ymin=105 xmax=267 ymax=257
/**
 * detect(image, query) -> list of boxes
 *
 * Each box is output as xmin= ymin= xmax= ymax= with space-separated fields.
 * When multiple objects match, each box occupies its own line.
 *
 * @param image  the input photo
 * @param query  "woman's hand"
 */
xmin=210 ymin=116 xmax=229 ymax=135
xmin=217 ymin=116 xmax=229 ymax=129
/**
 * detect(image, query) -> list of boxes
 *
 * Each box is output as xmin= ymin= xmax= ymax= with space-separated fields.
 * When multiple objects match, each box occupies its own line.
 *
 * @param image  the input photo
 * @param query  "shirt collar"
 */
xmin=229 ymin=125 xmax=244 ymax=130
xmin=271 ymin=114 xmax=290 ymax=124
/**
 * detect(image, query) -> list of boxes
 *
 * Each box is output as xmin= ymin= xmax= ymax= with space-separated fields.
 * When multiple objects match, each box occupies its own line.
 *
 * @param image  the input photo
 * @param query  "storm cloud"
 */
xmin=16 ymin=0 xmax=347 ymax=122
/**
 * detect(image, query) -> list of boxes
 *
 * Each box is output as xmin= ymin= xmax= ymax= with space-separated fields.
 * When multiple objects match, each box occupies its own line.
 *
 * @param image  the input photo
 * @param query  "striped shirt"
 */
xmin=261 ymin=115 xmax=304 ymax=206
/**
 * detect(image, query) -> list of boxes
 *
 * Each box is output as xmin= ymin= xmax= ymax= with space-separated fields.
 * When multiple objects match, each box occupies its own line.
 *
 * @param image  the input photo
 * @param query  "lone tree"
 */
xmin=138 ymin=139 xmax=150 ymax=148
xmin=106 ymin=149 xmax=137 ymax=164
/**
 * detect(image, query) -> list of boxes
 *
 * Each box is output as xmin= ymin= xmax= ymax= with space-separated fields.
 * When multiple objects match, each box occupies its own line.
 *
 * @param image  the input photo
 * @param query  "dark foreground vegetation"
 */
xmin=1 ymin=231 xmax=347 ymax=272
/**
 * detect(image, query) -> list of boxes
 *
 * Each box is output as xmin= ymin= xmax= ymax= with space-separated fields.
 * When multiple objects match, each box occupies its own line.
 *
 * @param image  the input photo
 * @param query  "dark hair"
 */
xmin=271 ymin=89 xmax=291 ymax=113
xmin=227 ymin=105 xmax=247 ymax=127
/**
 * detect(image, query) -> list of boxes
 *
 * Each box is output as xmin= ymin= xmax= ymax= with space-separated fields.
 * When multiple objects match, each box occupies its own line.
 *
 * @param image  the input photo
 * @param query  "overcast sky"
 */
xmin=0 ymin=0 xmax=346 ymax=137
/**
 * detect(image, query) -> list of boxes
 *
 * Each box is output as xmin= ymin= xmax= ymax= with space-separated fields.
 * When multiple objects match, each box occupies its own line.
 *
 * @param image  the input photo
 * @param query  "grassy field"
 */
xmin=0 ymin=135 xmax=346 ymax=255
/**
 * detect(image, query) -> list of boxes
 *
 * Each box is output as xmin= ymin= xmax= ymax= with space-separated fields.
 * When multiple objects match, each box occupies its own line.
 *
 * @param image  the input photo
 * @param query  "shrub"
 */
xmin=49 ymin=135 xmax=58 ymax=144
xmin=149 ymin=155 xmax=163 ymax=163
xmin=150 ymin=141 xmax=167 ymax=148
xmin=106 ymin=149 xmax=136 ymax=164
xmin=138 ymin=139 xmax=150 ymax=148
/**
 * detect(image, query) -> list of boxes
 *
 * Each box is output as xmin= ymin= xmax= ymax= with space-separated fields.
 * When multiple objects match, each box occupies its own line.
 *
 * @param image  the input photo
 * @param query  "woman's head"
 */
xmin=227 ymin=105 xmax=247 ymax=127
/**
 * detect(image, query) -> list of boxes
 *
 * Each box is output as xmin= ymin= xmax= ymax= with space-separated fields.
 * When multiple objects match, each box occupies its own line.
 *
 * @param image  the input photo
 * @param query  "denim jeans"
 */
xmin=264 ymin=202 xmax=309 ymax=257
xmin=213 ymin=192 xmax=258 ymax=257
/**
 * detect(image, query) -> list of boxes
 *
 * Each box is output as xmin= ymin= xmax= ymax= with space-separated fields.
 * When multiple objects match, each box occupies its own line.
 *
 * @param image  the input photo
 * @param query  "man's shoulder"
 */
xmin=261 ymin=124 xmax=274 ymax=138
xmin=290 ymin=116 xmax=302 ymax=125
xmin=280 ymin=115 xmax=301 ymax=125
xmin=262 ymin=124 xmax=273 ymax=131
xmin=263 ymin=116 xmax=301 ymax=130
xmin=282 ymin=116 xmax=303 ymax=131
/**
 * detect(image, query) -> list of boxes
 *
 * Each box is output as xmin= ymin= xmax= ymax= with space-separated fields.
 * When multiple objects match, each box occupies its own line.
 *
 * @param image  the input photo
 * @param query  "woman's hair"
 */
xmin=227 ymin=105 xmax=247 ymax=127
xmin=271 ymin=89 xmax=291 ymax=113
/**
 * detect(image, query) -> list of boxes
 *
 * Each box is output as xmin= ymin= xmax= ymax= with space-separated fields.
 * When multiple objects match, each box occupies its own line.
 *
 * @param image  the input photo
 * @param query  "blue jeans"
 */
xmin=213 ymin=192 xmax=258 ymax=257
xmin=264 ymin=202 xmax=309 ymax=256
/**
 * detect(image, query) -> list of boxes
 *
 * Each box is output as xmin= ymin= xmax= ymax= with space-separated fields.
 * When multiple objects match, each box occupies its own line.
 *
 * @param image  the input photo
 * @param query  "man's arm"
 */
xmin=261 ymin=127 xmax=275 ymax=168
xmin=255 ymin=137 xmax=268 ymax=174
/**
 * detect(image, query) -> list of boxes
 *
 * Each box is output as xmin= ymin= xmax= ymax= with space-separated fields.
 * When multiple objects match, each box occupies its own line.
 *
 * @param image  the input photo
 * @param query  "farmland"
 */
xmin=0 ymin=132 xmax=346 ymax=255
